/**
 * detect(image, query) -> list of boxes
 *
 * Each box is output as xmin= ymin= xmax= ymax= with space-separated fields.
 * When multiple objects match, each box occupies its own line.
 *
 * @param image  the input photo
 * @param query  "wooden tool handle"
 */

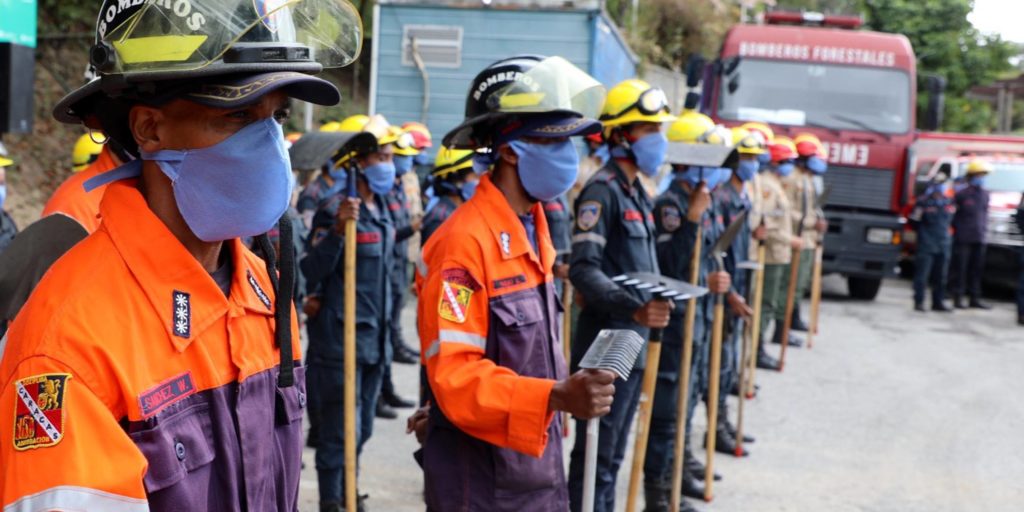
xmin=669 ymin=228 xmax=703 ymax=511
xmin=343 ymin=218 xmax=358 ymax=512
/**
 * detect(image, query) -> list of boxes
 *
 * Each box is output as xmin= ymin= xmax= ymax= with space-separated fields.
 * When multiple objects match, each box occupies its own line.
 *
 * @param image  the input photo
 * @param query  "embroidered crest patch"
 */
xmin=172 ymin=291 xmax=191 ymax=338
xmin=139 ymin=372 xmax=196 ymax=419
xmin=247 ymin=271 xmax=272 ymax=310
xmin=439 ymin=268 xmax=480 ymax=324
xmin=13 ymin=373 xmax=70 ymax=451
xmin=661 ymin=206 xmax=682 ymax=232
xmin=577 ymin=201 xmax=602 ymax=231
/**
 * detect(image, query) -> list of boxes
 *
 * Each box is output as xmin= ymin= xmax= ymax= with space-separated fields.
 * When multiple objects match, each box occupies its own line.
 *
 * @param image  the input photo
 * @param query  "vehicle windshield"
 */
xmin=960 ymin=162 xmax=1024 ymax=192
xmin=717 ymin=58 xmax=912 ymax=134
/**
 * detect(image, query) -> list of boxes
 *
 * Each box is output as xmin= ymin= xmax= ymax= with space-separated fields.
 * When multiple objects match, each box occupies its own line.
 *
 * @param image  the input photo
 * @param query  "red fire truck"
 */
xmin=703 ymin=11 xmax=922 ymax=300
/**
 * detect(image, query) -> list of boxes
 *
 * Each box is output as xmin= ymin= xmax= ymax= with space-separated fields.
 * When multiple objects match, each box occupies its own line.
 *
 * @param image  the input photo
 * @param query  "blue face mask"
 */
xmin=414 ymin=153 xmax=431 ymax=166
xmin=0 ymin=184 xmax=6 ymax=210
xmin=806 ymin=156 xmax=828 ymax=175
xmin=394 ymin=155 xmax=414 ymax=176
xmin=776 ymin=161 xmax=796 ymax=177
xmin=757 ymin=152 xmax=771 ymax=170
xmin=969 ymin=176 xmax=986 ymax=187
xmin=736 ymin=158 xmax=759 ymax=182
xmin=460 ymin=179 xmax=479 ymax=200
xmin=593 ymin=144 xmax=610 ymax=167
xmin=508 ymin=139 xmax=579 ymax=202
xmin=141 ymin=117 xmax=291 ymax=242
xmin=631 ymin=132 xmax=668 ymax=177
xmin=363 ymin=161 xmax=396 ymax=196
xmin=678 ymin=166 xmax=729 ymax=189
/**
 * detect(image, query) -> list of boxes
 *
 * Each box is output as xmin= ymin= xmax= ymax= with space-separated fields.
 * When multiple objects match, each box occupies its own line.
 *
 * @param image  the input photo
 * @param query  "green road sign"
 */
xmin=0 ymin=0 xmax=38 ymax=48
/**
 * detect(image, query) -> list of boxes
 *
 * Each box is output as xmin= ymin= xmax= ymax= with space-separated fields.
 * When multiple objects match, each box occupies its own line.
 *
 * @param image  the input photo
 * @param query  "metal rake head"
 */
xmin=612 ymin=272 xmax=709 ymax=300
xmin=578 ymin=329 xmax=646 ymax=381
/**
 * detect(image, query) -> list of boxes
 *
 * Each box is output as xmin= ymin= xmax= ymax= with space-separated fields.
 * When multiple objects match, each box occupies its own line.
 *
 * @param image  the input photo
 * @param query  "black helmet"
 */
xmin=443 ymin=55 xmax=606 ymax=150
xmin=54 ymin=0 xmax=363 ymax=127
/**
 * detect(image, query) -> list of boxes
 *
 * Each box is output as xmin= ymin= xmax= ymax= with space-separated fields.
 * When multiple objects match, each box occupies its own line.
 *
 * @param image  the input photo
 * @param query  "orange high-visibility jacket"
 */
xmin=1 ymin=180 xmax=303 ymax=511
xmin=42 ymin=145 xmax=120 ymax=233
xmin=416 ymin=174 xmax=569 ymax=510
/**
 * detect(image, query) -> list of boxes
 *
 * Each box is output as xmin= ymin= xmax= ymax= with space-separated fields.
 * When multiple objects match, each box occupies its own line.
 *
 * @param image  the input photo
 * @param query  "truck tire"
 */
xmin=848 ymin=276 xmax=883 ymax=301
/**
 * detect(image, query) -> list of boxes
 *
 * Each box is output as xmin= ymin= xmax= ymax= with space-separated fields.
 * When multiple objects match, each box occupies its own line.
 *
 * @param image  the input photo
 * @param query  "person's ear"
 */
xmin=129 ymin=105 xmax=165 ymax=154
xmin=498 ymin=144 xmax=518 ymax=166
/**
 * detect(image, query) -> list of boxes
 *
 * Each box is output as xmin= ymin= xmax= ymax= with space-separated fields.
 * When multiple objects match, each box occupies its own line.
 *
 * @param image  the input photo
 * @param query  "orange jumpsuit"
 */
xmin=41 ymin=145 xmax=120 ymax=233
xmin=416 ymin=174 xmax=568 ymax=510
xmin=0 ymin=180 xmax=304 ymax=511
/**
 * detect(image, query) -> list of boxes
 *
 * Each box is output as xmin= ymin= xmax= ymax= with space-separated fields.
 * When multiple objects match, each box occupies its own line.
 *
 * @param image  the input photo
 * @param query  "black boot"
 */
xmin=954 ymin=296 xmax=967 ymax=309
xmin=684 ymin=446 xmax=721 ymax=482
xmin=932 ymin=301 xmax=952 ymax=312
xmin=721 ymin=402 xmax=755 ymax=443
xmin=770 ymin=326 xmax=804 ymax=347
xmin=914 ymin=302 xmax=926 ymax=312
xmin=643 ymin=481 xmax=671 ymax=512
xmin=1018 ymin=315 xmax=1024 ymax=326
xmin=708 ymin=406 xmax=749 ymax=457
xmin=756 ymin=340 xmax=780 ymax=370
xmin=969 ymin=299 xmax=992 ymax=310
xmin=392 ymin=346 xmax=418 ymax=364
xmin=729 ymin=380 xmax=759 ymax=398
xmin=375 ymin=400 xmax=398 ymax=420
xmin=790 ymin=307 xmax=808 ymax=332
xmin=320 ymin=502 xmax=343 ymax=512
xmin=382 ymin=391 xmax=416 ymax=409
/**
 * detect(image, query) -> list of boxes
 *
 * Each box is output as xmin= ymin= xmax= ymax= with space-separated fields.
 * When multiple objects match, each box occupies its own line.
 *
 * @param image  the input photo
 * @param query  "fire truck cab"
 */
xmin=704 ymin=11 xmax=918 ymax=300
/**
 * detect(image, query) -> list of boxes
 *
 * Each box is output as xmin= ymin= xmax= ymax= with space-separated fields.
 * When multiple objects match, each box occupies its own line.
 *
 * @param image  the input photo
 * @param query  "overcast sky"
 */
xmin=968 ymin=0 xmax=1024 ymax=43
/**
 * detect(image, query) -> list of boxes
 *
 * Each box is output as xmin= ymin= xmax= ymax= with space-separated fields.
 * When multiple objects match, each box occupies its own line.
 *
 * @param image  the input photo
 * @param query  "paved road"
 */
xmin=299 ymin=276 xmax=1024 ymax=511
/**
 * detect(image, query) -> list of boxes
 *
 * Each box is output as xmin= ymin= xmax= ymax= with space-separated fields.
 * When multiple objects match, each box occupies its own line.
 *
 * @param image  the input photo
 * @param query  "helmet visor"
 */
xmin=99 ymin=0 xmax=362 ymax=73
xmin=488 ymin=56 xmax=605 ymax=119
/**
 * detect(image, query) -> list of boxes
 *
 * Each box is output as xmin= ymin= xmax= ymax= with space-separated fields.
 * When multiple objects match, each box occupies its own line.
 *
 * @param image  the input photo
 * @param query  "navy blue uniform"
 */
xmin=297 ymin=174 xmax=342 ymax=232
xmin=300 ymin=193 xmax=394 ymax=503
xmin=951 ymin=184 xmax=989 ymax=301
xmin=714 ymin=181 xmax=752 ymax=410
xmin=381 ymin=184 xmax=415 ymax=395
xmin=421 ymin=195 xmax=459 ymax=244
xmin=910 ymin=187 xmax=954 ymax=306
xmin=643 ymin=176 xmax=723 ymax=485
xmin=0 ymin=210 xmax=17 ymax=254
xmin=1016 ymin=202 xmax=1024 ymax=318
xmin=544 ymin=195 xmax=572 ymax=263
xmin=567 ymin=163 xmax=658 ymax=512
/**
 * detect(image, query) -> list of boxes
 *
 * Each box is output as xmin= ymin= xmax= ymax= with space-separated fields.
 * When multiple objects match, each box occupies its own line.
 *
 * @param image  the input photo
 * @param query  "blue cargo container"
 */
xmin=369 ymin=0 xmax=637 ymax=152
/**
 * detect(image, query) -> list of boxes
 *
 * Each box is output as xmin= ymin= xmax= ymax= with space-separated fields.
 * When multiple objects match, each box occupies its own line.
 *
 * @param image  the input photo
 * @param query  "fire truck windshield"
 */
xmin=717 ymin=58 xmax=912 ymax=134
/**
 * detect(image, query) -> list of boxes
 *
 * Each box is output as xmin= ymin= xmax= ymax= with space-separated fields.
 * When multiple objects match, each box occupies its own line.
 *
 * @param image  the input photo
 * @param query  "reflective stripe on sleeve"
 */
xmin=439 ymin=329 xmax=487 ymax=349
xmin=656 ymin=234 xmax=673 ymax=243
xmin=0 ymin=333 xmax=7 ymax=360
xmin=415 ymin=256 xmax=429 ymax=278
xmin=572 ymin=233 xmax=607 ymax=247
xmin=424 ymin=330 xmax=488 ymax=359
xmin=4 ymin=486 xmax=149 ymax=512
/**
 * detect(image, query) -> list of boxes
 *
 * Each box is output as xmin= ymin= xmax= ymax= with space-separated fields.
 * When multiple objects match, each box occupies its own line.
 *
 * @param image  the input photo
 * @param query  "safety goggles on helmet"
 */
xmin=600 ymin=87 xmax=670 ymax=122
xmin=92 ymin=0 xmax=362 ymax=74
xmin=486 ymin=56 xmax=605 ymax=120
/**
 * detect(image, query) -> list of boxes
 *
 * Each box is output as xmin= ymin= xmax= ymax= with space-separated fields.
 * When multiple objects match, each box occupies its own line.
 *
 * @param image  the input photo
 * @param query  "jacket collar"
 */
xmin=467 ymin=174 xmax=556 ymax=272
xmin=99 ymin=181 xmax=277 ymax=352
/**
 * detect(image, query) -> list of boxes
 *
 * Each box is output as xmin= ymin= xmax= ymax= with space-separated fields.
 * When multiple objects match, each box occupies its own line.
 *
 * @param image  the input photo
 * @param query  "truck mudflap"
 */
xmin=822 ymin=209 xmax=903 ymax=279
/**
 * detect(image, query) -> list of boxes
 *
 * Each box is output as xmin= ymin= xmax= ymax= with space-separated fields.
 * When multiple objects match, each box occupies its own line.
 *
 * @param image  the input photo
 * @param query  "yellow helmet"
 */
xmin=389 ymin=126 xmax=420 ymax=156
xmin=319 ymin=121 xmax=342 ymax=132
xmin=432 ymin=146 xmax=475 ymax=179
xmin=600 ymin=79 xmax=676 ymax=129
xmin=966 ymin=159 xmax=994 ymax=175
xmin=338 ymin=114 xmax=371 ymax=133
xmin=741 ymin=122 xmax=775 ymax=146
xmin=667 ymin=111 xmax=717 ymax=144
xmin=402 ymin=122 xmax=433 ymax=149
xmin=731 ymin=127 xmax=767 ymax=155
xmin=72 ymin=133 xmax=104 ymax=172
xmin=0 ymin=156 xmax=12 ymax=168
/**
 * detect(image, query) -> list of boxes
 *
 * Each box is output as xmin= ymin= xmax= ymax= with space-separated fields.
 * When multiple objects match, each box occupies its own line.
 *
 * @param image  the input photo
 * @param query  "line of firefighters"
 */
xmin=286 ymin=59 xmax=832 ymax=511
xmin=0 ymin=52 xmax=833 ymax=512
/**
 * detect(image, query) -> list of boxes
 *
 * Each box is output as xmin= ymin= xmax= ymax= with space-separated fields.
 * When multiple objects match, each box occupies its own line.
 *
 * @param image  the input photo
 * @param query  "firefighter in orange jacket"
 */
xmin=414 ymin=55 xmax=615 ymax=510
xmin=0 ymin=1 xmax=360 ymax=510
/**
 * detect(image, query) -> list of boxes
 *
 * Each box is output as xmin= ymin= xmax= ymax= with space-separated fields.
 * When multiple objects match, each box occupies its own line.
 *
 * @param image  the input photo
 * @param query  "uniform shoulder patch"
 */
xmin=661 ymin=205 xmax=682 ymax=232
xmin=13 ymin=373 xmax=70 ymax=451
xmin=577 ymin=201 xmax=602 ymax=231
xmin=438 ymin=268 xmax=479 ymax=324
